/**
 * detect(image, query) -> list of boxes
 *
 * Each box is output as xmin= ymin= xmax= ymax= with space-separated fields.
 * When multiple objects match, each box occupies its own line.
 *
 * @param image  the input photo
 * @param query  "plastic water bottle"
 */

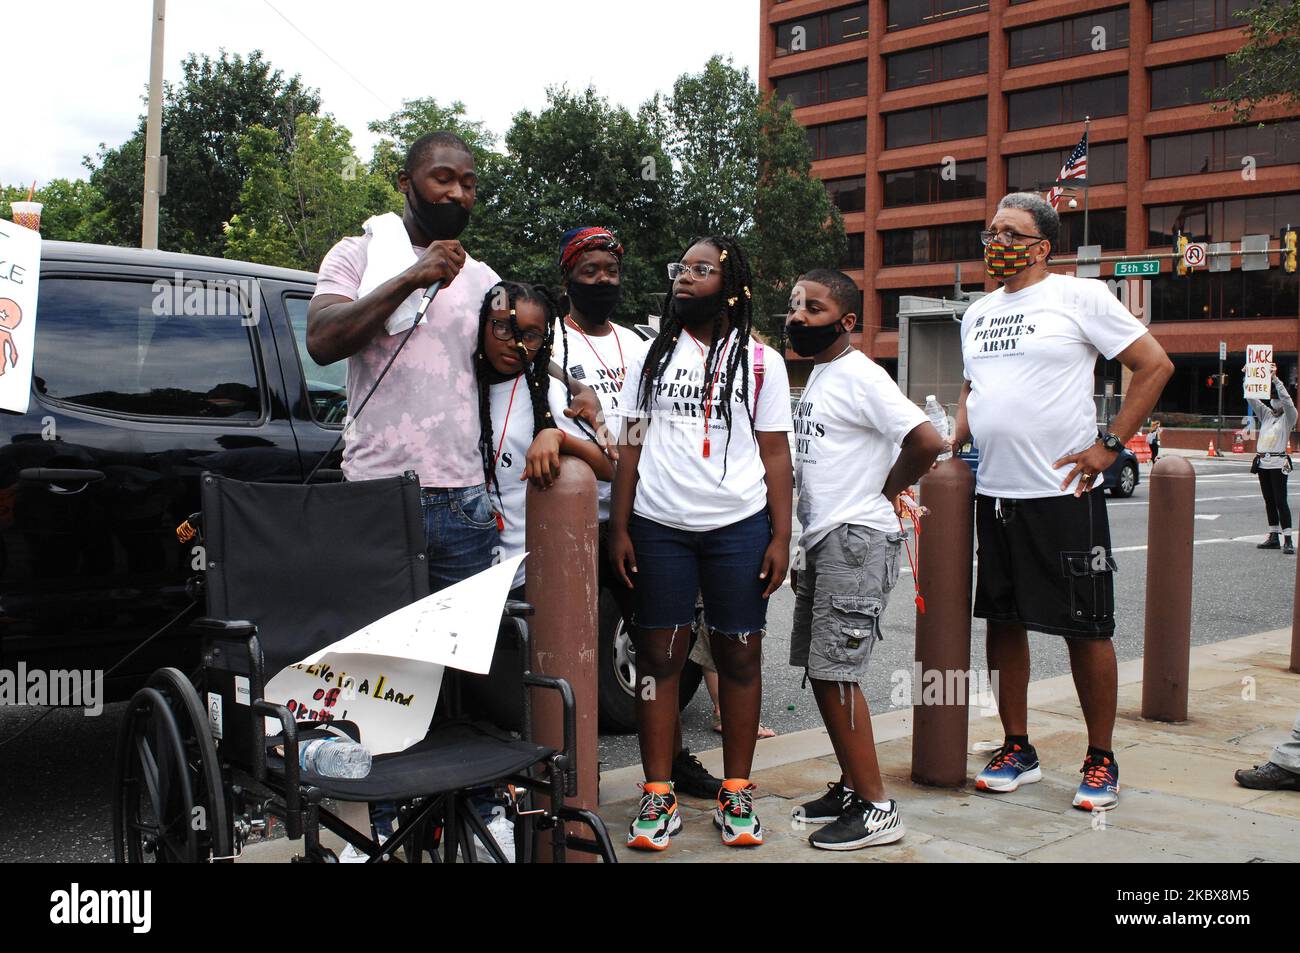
xmin=925 ymin=395 xmax=952 ymax=462
xmin=299 ymin=737 xmax=372 ymax=779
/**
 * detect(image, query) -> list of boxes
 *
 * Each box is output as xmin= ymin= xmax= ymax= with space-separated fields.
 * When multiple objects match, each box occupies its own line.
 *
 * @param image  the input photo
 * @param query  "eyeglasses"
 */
xmin=980 ymin=228 xmax=1046 ymax=246
xmin=667 ymin=262 xmax=718 ymax=281
xmin=489 ymin=318 xmax=545 ymax=351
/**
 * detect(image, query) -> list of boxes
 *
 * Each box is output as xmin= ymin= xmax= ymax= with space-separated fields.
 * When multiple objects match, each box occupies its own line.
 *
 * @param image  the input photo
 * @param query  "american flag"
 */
xmin=1046 ymin=131 xmax=1088 ymax=210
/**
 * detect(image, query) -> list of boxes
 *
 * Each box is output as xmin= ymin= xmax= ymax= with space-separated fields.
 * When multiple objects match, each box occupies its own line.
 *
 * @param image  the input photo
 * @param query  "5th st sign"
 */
xmin=1114 ymin=260 xmax=1160 ymax=277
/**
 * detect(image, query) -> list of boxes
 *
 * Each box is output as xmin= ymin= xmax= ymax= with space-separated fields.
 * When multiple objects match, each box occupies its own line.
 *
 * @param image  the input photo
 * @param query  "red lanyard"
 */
xmin=491 ymin=375 xmax=522 ymax=532
xmin=684 ymin=329 xmax=732 ymax=459
xmin=897 ymin=490 xmax=925 ymax=614
xmin=567 ymin=316 xmax=625 ymax=381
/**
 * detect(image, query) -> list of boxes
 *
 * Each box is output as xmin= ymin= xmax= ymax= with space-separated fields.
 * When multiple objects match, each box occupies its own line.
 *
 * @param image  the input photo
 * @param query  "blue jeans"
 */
xmin=371 ymin=484 xmax=500 ymax=839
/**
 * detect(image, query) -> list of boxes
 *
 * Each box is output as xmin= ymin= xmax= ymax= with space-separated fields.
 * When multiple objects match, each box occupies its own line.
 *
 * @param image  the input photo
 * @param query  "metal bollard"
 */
xmin=1141 ymin=456 xmax=1196 ymax=722
xmin=911 ymin=456 xmax=975 ymax=788
xmin=525 ymin=456 xmax=600 ymax=862
xmin=1292 ymin=542 xmax=1300 ymax=674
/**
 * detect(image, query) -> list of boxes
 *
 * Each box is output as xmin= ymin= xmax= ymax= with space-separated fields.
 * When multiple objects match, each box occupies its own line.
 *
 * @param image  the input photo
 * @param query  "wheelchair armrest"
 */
xmin=251 ymin=700 xmax=303 ymax=840
xmin=521 ymin=672 xmax=578 ymax=798
xmin=188 ymin=617 xmax=258 ymax=639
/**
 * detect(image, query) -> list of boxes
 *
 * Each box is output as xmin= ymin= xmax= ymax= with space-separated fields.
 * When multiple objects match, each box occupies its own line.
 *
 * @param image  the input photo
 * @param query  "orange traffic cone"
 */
xmin=1207 ymin=440 xmax=1217 ymax=457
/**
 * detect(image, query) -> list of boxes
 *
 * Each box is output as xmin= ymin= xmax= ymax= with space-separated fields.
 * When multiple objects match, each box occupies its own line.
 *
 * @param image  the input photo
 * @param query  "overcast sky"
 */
xmin=9 ymin=0 xmax=760 ymax=187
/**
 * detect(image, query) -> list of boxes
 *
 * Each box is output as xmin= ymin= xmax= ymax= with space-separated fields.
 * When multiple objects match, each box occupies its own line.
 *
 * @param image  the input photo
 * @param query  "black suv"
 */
xmin=2 ymin=242 xmax=699 ymax=730
xmin=1 ymin=242 xmax=341 ymax=699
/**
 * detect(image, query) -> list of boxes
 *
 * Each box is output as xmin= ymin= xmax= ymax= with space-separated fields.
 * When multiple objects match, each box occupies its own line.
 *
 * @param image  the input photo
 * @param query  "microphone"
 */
xmin=413 ymin=279 xmax=444 ymax=324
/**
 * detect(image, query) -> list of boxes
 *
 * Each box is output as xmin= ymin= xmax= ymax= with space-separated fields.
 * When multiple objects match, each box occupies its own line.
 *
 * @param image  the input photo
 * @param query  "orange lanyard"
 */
xmin=684 ymin=329 xmax=732 ymax=459
xmin=897 ymin=490 xmax=925 ymax=614
xmin=567 ymin=316 xmax=626 ymax=381
xmin=491 ymin=375 xmax=523 ymax=532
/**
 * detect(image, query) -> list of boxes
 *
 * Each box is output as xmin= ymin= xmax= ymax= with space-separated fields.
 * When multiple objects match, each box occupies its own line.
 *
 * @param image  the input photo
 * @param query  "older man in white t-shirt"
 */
xmin=951 ymin=193 xmax=1173 ymax=814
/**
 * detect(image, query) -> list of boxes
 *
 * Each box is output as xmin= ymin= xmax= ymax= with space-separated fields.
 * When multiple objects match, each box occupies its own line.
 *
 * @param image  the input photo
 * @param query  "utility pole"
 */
xmin=1082 ymin=116 xmax=1091 ymax=251
xmin=142 ymin=0 xmax=166 ymax=250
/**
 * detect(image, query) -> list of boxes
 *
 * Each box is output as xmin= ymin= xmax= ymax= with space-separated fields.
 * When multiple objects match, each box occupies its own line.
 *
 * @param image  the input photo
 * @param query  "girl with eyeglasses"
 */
xmin=608 ymin=236 xmax=794 ymax=851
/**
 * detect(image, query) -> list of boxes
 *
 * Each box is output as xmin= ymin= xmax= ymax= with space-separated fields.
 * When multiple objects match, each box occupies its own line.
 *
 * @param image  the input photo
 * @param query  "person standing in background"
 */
xmin=1249 ymin=365 xmax=1297 ymax=555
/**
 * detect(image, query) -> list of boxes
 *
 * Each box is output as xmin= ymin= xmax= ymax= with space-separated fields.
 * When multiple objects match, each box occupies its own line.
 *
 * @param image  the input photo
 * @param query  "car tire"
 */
xmin=597 ymin=586 xmax=704 ymax=733
xmin=1111 ymin=461 xmax=1138 ymax=498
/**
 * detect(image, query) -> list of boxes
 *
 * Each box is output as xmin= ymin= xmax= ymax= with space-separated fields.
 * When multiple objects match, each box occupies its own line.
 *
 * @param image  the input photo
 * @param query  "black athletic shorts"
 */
xmin=973 ymin=491 xmax=1116 ymax=639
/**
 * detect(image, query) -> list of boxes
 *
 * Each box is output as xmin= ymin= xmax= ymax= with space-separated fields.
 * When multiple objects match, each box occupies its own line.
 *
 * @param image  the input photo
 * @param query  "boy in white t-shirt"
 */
xmin=785 ymin=269 xmax=944 ymax=851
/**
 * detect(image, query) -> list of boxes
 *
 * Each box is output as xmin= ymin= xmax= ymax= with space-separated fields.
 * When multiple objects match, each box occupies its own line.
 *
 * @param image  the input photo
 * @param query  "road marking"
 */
xmin=1194 ymin=514 xmax=1221 ymax=520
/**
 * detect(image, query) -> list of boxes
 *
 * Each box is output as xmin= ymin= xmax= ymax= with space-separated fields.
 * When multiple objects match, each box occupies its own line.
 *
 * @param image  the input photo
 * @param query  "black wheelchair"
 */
xmin=111 ymin=470 xmax=616 ymax=863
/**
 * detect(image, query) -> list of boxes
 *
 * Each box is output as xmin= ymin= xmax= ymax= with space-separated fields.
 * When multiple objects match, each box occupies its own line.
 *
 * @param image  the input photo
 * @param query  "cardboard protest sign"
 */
xmin=263 ymin=554 xmax=525 ymax=754
xmin=0 ymin=220 xmax=40 ymax=414
xmin=1244 ymin=344 xmax=1273 ymax=400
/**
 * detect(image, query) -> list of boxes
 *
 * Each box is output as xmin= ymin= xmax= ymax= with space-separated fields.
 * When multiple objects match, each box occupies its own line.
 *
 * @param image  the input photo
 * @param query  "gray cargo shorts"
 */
xmin=790 ymin=523 xmax=905 ymax=683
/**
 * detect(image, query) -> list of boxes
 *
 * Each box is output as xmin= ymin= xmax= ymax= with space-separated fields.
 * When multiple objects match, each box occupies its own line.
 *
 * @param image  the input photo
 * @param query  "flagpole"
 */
xmin=1082 ymin=116 xmax=1091 ymax=251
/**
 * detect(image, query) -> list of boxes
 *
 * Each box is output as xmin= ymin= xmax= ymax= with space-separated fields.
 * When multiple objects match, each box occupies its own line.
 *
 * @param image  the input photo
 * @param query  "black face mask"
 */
xmin=786 ymin=320 xmax=846 ymax=358
xmin=674 ymin=290 xmax=726 ymax=328
xmin=406 ymin=181 xmax=470 ymax=241
xmin=567 ymin=281 xmax=621 ymax=323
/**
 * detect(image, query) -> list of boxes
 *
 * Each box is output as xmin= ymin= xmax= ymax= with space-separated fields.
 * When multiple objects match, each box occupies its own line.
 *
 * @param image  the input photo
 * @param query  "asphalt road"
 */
xmin=1 ymin=455 xmax=1295 ymax=861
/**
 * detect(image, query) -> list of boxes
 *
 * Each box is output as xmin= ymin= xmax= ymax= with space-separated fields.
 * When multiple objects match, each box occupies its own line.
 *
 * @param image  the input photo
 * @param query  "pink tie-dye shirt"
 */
xmin=313 ymin=233 xmax=500 ymax=488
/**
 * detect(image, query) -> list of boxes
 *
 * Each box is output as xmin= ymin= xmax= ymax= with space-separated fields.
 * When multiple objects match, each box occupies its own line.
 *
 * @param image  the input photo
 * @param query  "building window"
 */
xmin=775 ymin=3 xmax=869 ymax=57
xmin=1006 ymin=142 xmax=1127 ymax=193
xmin=1008 ymin=8 xmax=1131 ymax=68
xmin=840 ymin=232 xmax=867 ymax=269
xmin=1148 ymin=194 xmax=1300 ymax=245
xmin=881 ymin=222 xmax=984 ymax=265
xmin=807 ymin=118 xmax=868 ymax=160
xmin=1150 ymin=58 xmax=1233 ymax=109
xmin=1149 ymin=271 xmax=1300 ymax=324
xmin=1151 ymin=0 xmax=1253 ymax=42
xmin=1150 ymin=121 xmax=1300 ymax=178
xmin=883 ymin=160 xmax=987 ymax=207
xmin=824 ymin=175 xmax=867 ymax=212
xmin=887 ymin=0 xmax=990 ymax=32
xmin=885 ymin=99 xmax=987 ymax=148
xmin=886 ymin=36 xmax=988 ymax=90
xmin=774 ymin=60 xmax=868 ymax=108
xmin=1056 ymin=208 xmax=1128 ymax=253
xmin=1007 ymin=75 xmax=1128 ymax=130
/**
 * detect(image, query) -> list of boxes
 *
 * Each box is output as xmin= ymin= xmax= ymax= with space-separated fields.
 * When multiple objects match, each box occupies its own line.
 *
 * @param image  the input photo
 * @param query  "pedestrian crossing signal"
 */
xmin=1175 ymin=232 xmax=1190 ymax=277
xmin=1284 ymin=227 xmax=1297 ymax=274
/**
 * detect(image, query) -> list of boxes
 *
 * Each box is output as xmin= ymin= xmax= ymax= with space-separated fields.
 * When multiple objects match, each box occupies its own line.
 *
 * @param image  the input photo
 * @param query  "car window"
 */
xmin=34 ymin=276 xmax=262 ymax=420
xmin=284 ymin=295 xmax=348 ymax=425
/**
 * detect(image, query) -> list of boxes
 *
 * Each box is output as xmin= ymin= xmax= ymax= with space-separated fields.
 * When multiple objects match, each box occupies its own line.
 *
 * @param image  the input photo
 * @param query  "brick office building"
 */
xmin=760 ymin=0 xmax=1300 ymax=420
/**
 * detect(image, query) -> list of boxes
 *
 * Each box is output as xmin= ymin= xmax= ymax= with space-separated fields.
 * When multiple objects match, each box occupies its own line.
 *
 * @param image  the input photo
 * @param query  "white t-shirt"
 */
xmin=551 ymin=318 xmax=650 ymax=521
xmin=961 ymin=273 xmax=1147 ymax=499
xmin=614 ymin=330 xmax=793 ymax=533
xmin=795 ymin=351 xmax=929 ymax=550
xmin=490 ymin=375 xmax=593 ymax=588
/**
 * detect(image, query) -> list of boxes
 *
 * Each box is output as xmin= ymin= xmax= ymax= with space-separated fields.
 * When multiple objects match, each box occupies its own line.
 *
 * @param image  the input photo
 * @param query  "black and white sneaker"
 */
xmin=808 ymin=796 xmax=905 ymax=851
xmin=793 ymin=779 xmax=853 ymax=825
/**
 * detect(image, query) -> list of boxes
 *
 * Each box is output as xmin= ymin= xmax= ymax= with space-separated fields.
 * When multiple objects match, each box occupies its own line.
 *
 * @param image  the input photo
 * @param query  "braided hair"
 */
xmin=636 ymin=235 xmax=756 ymax=481
xmin=475 ymin=281 xmax=566 ymax=507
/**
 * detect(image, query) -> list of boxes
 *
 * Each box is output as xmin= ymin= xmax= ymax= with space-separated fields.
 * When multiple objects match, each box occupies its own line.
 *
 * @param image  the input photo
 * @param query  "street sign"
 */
xmin=1183 ymin=242 xmax=1207 ymax=268
xmin=1114 ymin=260 xmax=1159 ymax=276
xmin=1076 ymin=244 xmax=1101 ymax=279
xmin=1209 ymin=242 xmax=1232 ymax=273
xmin=1219 ymin=341 xmax=1227 ymax=361
xmin=1241 ymin=234 xmax=1271 ymax=272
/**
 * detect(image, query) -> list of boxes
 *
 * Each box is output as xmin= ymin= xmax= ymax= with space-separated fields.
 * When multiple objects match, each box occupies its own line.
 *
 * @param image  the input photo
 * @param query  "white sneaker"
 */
xmin=338 ymin=833 xmax=387 ymax=863
xmin=476 ymin=814 xmax=516 ymax=863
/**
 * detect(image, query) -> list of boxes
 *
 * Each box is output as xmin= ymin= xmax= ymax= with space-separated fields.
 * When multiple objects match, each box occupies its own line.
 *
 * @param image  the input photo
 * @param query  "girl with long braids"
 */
xmin=476 ymin=281 xmax=613 ymax=598
xmin=609 ymin=236 xmax=794 ymax=851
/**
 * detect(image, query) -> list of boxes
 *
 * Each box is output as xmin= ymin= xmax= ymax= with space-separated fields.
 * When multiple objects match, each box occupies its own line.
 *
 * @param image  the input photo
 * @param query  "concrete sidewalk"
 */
xmin=601 ymin=628 xmax=1300 ymax=863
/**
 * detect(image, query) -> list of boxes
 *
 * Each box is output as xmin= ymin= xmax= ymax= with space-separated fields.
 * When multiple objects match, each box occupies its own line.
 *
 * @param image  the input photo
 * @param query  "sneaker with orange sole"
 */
xmin=713 ymin=779 xmax=763 ymax=846
xmin=626 ymin=782 xmax=681 ymax=851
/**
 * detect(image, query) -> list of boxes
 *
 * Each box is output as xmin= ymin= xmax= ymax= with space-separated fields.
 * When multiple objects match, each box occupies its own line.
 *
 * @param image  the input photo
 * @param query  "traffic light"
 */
xmin=1284 ymin=225 xmax=1297 ymax=274
xmin=1175 ymin=231 xmax=1190 ymax=277
xmin=1206 ymin=373 xmax=1229 ymax=389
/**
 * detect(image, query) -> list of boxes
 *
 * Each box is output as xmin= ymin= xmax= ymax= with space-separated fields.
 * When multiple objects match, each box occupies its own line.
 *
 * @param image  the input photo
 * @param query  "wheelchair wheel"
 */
xmin=112 ymin=668 xmax=232 ymax=863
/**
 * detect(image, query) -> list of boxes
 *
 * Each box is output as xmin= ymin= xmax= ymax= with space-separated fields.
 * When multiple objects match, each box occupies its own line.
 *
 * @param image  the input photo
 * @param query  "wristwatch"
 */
xmin=1098 ymin=430 xmax=1123 ymax=453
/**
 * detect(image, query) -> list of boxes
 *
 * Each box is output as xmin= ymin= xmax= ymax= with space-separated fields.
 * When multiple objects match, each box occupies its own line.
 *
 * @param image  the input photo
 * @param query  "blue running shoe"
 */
xmin=1073 ymin=753 xmax=1119 ymax=811
xmin=974 ymin=743 xmax=1042 ymax=792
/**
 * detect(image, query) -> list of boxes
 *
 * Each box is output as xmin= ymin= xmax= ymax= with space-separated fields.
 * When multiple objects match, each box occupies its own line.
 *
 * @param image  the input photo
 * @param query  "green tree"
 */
xmin=484 ymin=86 xmax=677 ymax=324
xmin=1214 ymin=0 xmax=1300 ymax=122
xmin=1 ymin=179 xmax=103 ymax=243
xmin=224 ymin=114 xmax=399 ymax=271
xmin=87 ymin=50 xmax=320 ymax=254
xmin=368 ymin=97 xmax=497 ymax=183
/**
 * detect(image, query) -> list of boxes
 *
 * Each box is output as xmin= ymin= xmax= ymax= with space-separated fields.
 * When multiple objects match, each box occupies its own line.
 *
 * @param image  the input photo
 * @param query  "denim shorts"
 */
xmin=628 ymin=508 xmax=772 ymax=635
xmin=790 ymin=524 xmax=904 ymax=683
